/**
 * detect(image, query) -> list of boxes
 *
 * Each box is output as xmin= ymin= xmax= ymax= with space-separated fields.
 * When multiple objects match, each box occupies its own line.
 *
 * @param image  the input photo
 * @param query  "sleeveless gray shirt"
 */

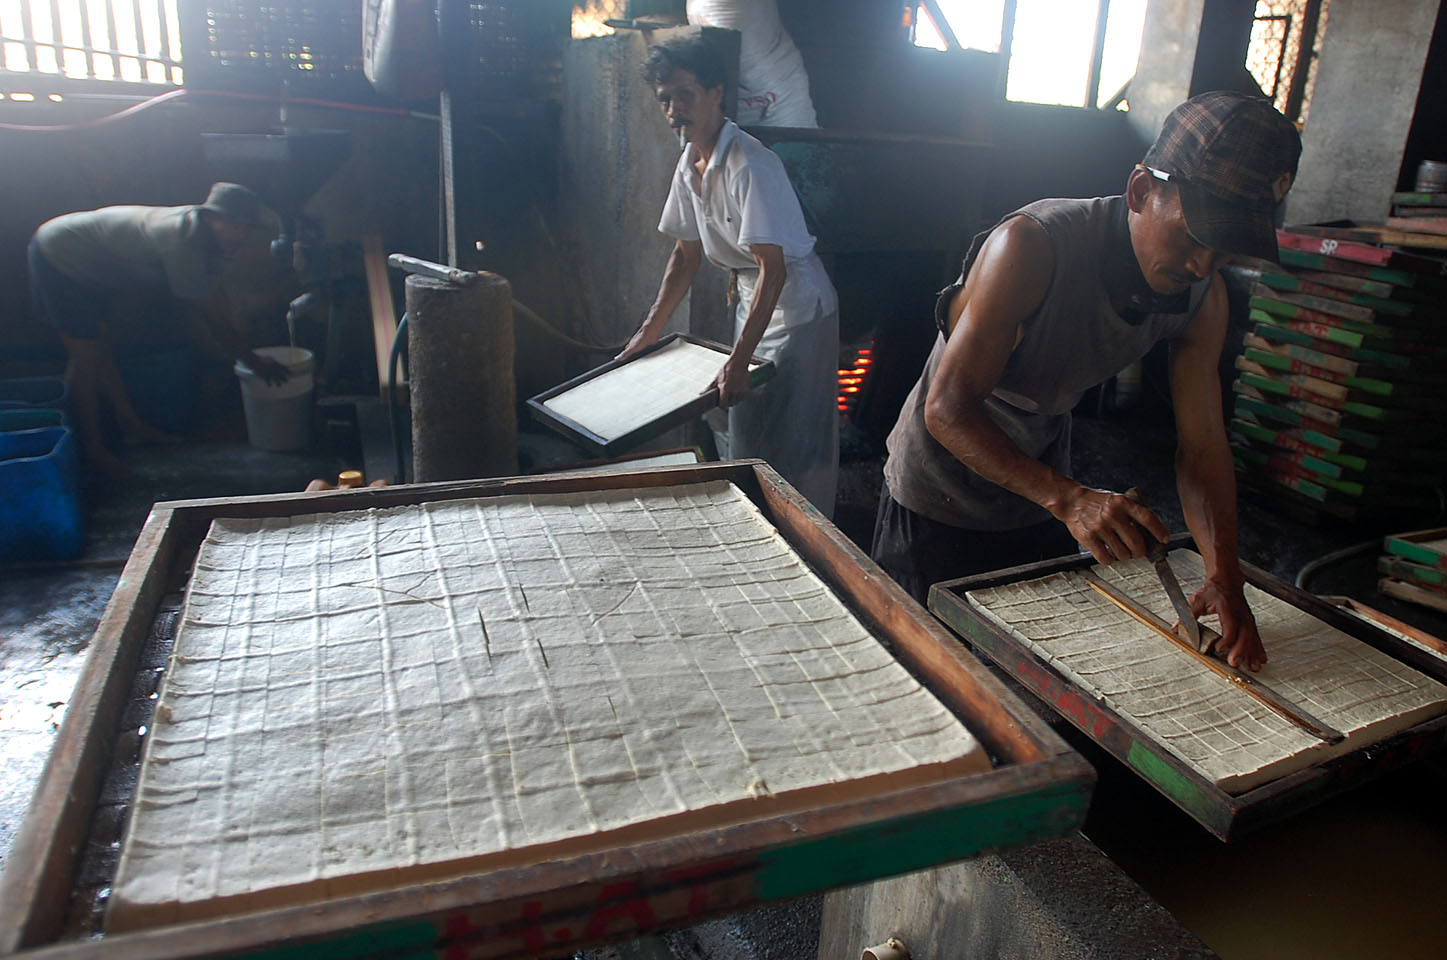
xmin=883 ymin=195 xmax=1209 ymax=531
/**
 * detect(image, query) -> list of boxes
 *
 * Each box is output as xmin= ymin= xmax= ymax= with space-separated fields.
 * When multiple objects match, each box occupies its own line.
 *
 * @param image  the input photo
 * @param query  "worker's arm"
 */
xmin=1169 ymin=275 xmax=1266 ymax=670
xmin=924 ymin=217 xmax=1169 ymax=563
xmin=194 ymin=291 xmax=290 ymax=385
xmin=617 ymin=238 xmax=704 ymax=360
xmin=712 ymin=242 xmax=785 ymax=407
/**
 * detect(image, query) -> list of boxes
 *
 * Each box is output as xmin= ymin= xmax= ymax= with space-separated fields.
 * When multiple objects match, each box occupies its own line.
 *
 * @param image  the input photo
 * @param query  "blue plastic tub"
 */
xmin=0 ymin=408 xmax=67 ymax=432
xmin=0 ymin=426 xmax=85 ymax=564
xmin=0 ymin=376 xmax=69 ymax=411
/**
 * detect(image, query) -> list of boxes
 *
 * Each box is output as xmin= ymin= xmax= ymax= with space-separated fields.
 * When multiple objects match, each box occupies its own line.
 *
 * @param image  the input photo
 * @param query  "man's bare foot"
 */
xmin=119 ymin=422 xmax=183 ymax=447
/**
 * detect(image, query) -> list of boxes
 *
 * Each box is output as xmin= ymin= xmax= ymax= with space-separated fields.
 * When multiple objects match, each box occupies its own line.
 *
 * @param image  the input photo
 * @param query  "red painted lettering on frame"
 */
xmin=583 ymin=881 xmax=660 ymax=939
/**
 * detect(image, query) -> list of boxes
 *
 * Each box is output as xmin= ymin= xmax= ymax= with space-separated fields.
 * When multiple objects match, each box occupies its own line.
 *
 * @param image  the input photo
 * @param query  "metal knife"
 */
xmin=1148 ymin=542 xmax=1209 ymax=653
xmin=1124 ymin=489 xmax=1209 ymax=653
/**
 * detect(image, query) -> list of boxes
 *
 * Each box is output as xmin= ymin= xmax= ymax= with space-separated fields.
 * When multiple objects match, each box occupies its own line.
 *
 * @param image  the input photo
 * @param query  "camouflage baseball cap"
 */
xmin=1143 ymin=91 xmax=1302 ymax=261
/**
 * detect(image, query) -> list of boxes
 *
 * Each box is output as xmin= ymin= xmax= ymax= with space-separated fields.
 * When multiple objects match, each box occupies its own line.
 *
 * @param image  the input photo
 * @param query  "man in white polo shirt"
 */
xmin=617 ymin=35 xmax=839 ymax=516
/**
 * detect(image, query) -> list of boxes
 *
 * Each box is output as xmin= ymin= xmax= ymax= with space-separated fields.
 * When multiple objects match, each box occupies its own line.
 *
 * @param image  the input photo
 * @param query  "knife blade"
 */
xmin=1150 ymin=546 xmax=1206 ymax=652
xmin=1123 ymin=489 xmax=1208 ymax=652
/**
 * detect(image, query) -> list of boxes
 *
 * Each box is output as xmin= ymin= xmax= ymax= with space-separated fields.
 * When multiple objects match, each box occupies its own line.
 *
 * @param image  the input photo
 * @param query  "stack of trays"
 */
xmin=1228 ymin=227 xmax=1447 ymax=519
xmin=1379 ymin=529 xmax=1447 ymax=613
xmin=1389 ymin=190 xmax=1447 ymax=236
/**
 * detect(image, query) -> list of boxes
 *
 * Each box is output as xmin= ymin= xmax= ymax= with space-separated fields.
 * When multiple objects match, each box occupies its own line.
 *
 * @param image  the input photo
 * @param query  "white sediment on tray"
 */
xmin=542 ymin=338 xmax=759 ymax=441
xmin=109 ymin=480 xmax=985 ymax=929
xmin=966 ymin=551 xmax=1447 ymax=794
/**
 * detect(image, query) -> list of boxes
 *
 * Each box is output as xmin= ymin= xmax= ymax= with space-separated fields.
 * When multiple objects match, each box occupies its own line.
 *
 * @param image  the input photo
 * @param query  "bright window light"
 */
xmin=932 ymin=0 xmax=1005 ymax=53
xmin=914 ymin=0 xmax=1145 ymax=109
xmin=1096 ymin=0 xmax=1147 ymax=108
xmin=0 ymin=0 xmax=183 ymax=84
xmin=1006 ymin=0 xmax=1098 ymax=107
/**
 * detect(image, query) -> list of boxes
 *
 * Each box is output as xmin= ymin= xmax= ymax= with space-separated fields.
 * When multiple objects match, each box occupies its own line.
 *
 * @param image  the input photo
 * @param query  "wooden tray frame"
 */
xmin=928 ymin=538 xmax=1447 ymax=843
xmin=525 ymin=334 xmax=775 ymax=458
xmin=0 ymin=461 xmax=1092 ymax=959
xmin=1385 ymin=527 xmax=1447 ymax=571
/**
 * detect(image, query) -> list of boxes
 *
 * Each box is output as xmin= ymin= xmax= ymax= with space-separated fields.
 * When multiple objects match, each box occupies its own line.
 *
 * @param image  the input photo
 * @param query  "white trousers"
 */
xmin=713 ymin=295 xmax=840 ymax=517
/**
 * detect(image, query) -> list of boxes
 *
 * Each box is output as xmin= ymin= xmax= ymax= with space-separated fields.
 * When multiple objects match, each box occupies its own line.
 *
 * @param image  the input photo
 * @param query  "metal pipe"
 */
xmin=387 ymin=253 xmax=478 ymax=285
xmin=388 ymin=312 xmax=409 ymax=485
xmin=862 ymin=938 xmax=910 ymax=960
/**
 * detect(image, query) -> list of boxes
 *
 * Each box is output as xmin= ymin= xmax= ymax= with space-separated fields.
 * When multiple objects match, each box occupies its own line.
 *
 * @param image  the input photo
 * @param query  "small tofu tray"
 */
xmin=928 ymin=541 xmax=1447 ymax=842
xmin=526 ymin=334 xmax=775 ymax=457
xmin=0 ymin=462 xmax=1091 ymax=959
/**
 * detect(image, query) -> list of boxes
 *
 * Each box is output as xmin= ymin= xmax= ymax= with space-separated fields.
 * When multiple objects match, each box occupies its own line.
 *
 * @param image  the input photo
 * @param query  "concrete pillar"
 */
xmin=1284 ymin=0 xmax=1444 ymax=225
xmin=1128 ymin=0 xmax=1262 ymax=147
xmin=817 ymin=836 xmax=1212 ymax=960
xmin=1129 ymin=0 xmax=1208 ymax=146
xmin=405 ymin=272 xmax=518 ymax=481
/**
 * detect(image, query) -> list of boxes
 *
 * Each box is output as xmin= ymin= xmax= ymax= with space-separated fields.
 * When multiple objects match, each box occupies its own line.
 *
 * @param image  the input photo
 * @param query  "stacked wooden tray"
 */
xmin=1379 ymin=528 xmax=1447 ymax=613
xmin=0 ymin=462 xmax=1092 ymax=960
xmin=1228 ymin=227 xmax=1447 ymax=520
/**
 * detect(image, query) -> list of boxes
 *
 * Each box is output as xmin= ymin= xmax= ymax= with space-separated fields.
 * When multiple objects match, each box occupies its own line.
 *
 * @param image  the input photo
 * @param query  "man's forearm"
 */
xmin=1176 ymin=440 xmax=1245 ymax=587
xmin=643 ymin=242 xmax=701 ymax=333
xmin=926 ymin=400 xmax=1080 ymax=517
xmin=730 ymin=259 xmax=785 ymax=364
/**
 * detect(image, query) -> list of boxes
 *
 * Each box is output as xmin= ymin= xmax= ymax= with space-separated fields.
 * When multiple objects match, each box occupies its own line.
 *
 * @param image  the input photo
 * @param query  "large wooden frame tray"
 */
xmin=0 ymin=461 xmax=1092 ymax=959
xmin=928 ymin=541 xmax=1447 ymax=842
xmin=526 ymin=334 xmax=776 ymax=458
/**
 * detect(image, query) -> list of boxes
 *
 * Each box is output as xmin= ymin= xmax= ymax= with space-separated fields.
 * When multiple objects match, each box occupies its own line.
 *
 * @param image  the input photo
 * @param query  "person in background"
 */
xmin=685 ymin=0 xmax=819 ymax=127
xmin=872 ymin=92 xmax=1303 ymax=672
xmin=619 ymin=36 xmax=839 ymax=515
xmin=27 ymin=182 xmax=288 ymax=474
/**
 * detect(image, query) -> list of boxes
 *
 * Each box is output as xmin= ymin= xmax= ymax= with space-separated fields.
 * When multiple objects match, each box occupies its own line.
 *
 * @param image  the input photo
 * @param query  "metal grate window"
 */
xmin=1247 ymin=0 xmax=1329 ymax=125
xmin=0 ymin=0 xmax=183 ymax=85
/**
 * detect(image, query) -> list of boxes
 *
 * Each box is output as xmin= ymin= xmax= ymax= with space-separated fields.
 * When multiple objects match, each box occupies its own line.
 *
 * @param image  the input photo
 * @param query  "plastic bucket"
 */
xmin=234 ymin=347 xmax=315 ymax=451
xmin=0 ymin=426 xmax=85 ymax=564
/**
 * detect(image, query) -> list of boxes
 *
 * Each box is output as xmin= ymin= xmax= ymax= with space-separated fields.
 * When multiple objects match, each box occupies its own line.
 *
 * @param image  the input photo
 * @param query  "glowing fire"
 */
xmin=572 ymin=1 xmax=621 ymax=39
xmin=836 ymin=344 xmax=874 ymax=416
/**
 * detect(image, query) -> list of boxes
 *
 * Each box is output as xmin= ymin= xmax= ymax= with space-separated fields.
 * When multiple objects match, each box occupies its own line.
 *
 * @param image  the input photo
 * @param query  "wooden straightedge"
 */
xmin=527 ymin=334 xmax=775 ymax=458
xmin=929 ymin=540 xmax=1447 ymax=842
xmin=0 ymin=461 xmax=1091 ymax=960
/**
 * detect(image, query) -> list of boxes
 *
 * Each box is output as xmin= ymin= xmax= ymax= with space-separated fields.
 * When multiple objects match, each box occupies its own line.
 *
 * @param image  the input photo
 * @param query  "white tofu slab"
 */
xmin=541 ymin=339 xmax=761 ymax=442
xmin=109 ymin=481 xmax=986 ymax=931
xmin=966 ymin=550 xmax=1447 ymax=794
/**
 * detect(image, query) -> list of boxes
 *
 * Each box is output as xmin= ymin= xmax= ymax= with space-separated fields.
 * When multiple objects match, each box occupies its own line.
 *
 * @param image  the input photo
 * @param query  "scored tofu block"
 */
xmin=109 ymin=481 xmax=988 ymax=931
xmin=966 ymin=550 xmax=1447 ymax=794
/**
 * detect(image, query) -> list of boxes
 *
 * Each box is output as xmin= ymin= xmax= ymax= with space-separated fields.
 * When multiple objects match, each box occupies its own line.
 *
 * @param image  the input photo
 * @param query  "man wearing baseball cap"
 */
xmin=873 ymin=92 xmax=1302 ymax=672
xmin=27 ymin=182 xmax=289 ymax=473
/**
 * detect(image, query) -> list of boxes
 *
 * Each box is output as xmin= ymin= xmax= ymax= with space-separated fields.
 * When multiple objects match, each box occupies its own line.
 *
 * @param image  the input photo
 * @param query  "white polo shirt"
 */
xmin=658 ymin=119 xmax=831 ymax=324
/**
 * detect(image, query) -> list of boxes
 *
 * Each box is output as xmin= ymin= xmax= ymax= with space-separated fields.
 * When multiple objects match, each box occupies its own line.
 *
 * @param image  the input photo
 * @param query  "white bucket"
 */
xmin=234 ymin=346 xmax=315 ymax=451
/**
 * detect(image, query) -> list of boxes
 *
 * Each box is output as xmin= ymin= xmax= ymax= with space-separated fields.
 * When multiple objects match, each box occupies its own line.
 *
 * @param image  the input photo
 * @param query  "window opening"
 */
xmin=0 ymin=0 xmax=183 ymax=86
xmin=1247 ymin=0 xmax=1328 ymax=125
xmin=912 ymin=0 xmax=1146 ymax=110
